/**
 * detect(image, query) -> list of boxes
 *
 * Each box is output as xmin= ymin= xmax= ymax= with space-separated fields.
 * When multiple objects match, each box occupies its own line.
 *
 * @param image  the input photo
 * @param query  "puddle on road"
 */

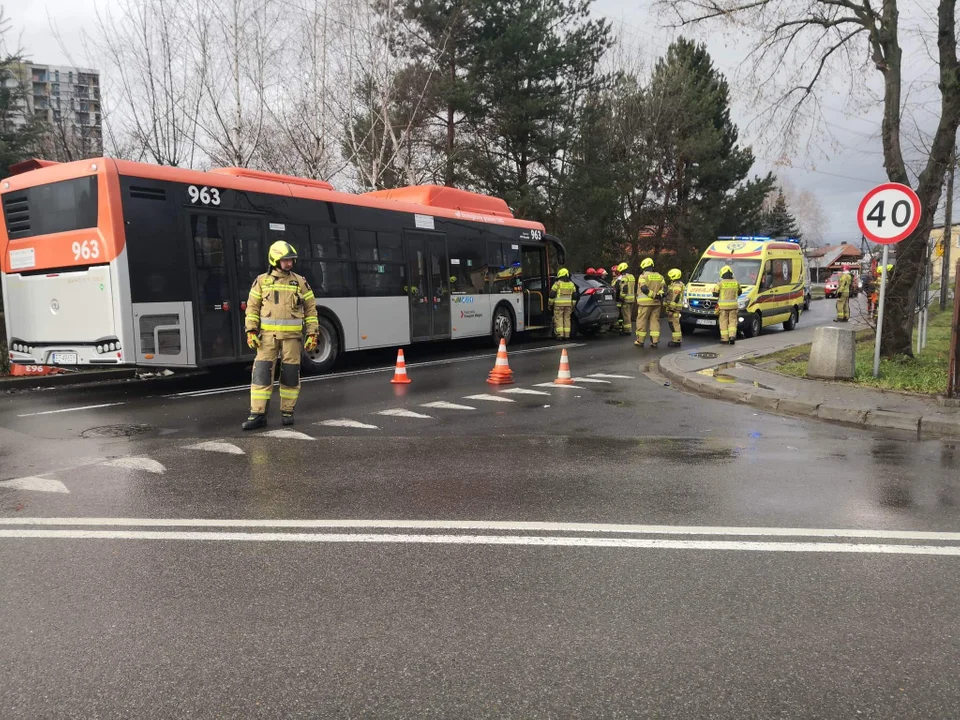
xmin=695 ymin=362 xmax=776 ymax=391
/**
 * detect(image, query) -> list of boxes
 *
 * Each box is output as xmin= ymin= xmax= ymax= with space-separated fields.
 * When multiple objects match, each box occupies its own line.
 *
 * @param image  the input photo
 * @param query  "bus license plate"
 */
xmin=695 ymin=318 xmax=716 ymax=327
xmin=51 ymin=352 xmax=78 ymax=365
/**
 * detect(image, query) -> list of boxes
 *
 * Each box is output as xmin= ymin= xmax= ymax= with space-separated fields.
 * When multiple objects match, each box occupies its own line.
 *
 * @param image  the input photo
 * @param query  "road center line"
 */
xmin=3 ymin=518 xmax=960 ymax=542
xmin=2 ymin=529 xmax=960 ymax=555
xmin=16 ymin=402 xmax=126 ymax=418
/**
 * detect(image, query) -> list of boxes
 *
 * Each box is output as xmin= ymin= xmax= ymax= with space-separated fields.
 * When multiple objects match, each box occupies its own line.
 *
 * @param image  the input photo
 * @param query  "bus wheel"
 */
xmin=301 ymin=316 xmax=340 ymax=374
xmin=492 ymin=305 xmax=514 ymax=346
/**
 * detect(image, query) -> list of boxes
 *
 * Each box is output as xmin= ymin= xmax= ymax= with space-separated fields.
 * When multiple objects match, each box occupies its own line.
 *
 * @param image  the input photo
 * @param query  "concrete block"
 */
xmin=818 ymin=404 xmax=867 ymax=425
xmin=920 ymin=415 xmax=960 ymax=438
xmin=744 ymin=394 xmax=781 ymax=412
xmin=778 ymin=398 xmax=821 ymax=417
xmin=806 ymin=326 xmax=857 ymax=380
xmin=865 ymin=410 xmax=921 ymax=433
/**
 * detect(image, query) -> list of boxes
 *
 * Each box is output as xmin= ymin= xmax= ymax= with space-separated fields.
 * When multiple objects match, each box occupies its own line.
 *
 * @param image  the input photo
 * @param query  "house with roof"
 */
xmin=805 ymin=244 xmax=863 ymax=282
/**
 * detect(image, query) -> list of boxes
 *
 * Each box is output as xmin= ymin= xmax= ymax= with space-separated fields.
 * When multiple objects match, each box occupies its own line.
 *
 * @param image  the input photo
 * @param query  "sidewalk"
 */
xmin=658 ymin=323 xmax=960 ymax=438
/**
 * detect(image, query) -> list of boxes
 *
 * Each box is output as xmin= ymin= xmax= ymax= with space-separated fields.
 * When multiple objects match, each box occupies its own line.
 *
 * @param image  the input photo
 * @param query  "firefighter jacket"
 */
xmin=549 ymin=279 xmax=578 ymax=307
xmin=245 ymin=268 xmax=319 ymax=339
xmin=715 ymin=278 xmax=741 ymax=311
xmin=666 ymin=280 xmax=685 ymax=312
xmin=838 ymin=273 xmax=853 ymax=297
xmin=616 ymin=273 xmax=637 ymax=303
xmin=637 ymin=271 xmax=665 ymax=307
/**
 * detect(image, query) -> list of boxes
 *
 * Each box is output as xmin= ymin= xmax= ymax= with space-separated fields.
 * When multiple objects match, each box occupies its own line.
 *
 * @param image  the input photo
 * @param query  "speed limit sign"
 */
xmin=857 ymin=182 xmax=922 ymax=244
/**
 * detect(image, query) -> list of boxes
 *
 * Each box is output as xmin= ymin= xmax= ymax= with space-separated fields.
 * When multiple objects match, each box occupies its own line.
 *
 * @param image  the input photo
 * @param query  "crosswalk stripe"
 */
xmin=184 ymin=441 xmax=245 ymax=455
xmin=571 ymin=377 xmax=612 ymax=384
xmin=534 ymin=382 xmax=585 ymax=389
xmin=101 ymin=457 xmax=166 ymax=474
xmin=318 ymin=419 xmax=379 ymax=429
xmin=499 ymin=388 xmax=551 ymax=396
xmin=0 ymin=477 xmax=70 ymax=494
xmin=421 ymin=401 xmax=476 ymax=410
xmin=262 ymin=430 xmax=314 ymax=441
xmin=463 ymin=394 xmax=515 ymax=403
xmin=376 ymin=409 xmax=434 ymax=419
xmin=587 ymin=373 xmax=635 ymax=379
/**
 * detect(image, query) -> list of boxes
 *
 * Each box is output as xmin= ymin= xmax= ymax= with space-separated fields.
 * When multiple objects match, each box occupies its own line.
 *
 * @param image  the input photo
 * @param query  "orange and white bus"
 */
xmin=1 ymin=158 xmax=563 ymax=373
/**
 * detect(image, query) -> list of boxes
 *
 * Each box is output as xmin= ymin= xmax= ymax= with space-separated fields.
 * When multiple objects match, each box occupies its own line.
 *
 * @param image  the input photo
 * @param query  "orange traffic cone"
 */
xmin=554 ymin=348 xmax=574 ymax=385
xmin=487 ymin=338 xmax=514 ymax=385
xmin=390 ymin=349 xmax=412 ymax=384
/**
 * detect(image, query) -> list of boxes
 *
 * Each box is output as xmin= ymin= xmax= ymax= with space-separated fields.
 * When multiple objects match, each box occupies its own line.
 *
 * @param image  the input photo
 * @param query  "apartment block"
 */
xmin=10 ymin=63 xmax=102 ymax=154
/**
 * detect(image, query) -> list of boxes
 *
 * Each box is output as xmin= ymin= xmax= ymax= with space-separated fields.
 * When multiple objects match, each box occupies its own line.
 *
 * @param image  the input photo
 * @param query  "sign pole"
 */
xmin=873 ymin=245 xmax=889 ymax=378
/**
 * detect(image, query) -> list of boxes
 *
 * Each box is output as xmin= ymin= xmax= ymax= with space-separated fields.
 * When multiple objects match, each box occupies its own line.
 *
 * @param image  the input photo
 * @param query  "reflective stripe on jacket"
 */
xmin=716 ymin=279 xmax=741 ymax=311
xmin=637 ymin=271 xmax=664 ymax=306
xmin=550 ymin=280 xmax=578 ymax=307
xmin=666 ymin=281 xmax=685 ymax=312
xmin=838 ymin=274 xmax=852 ymax=296
xmin=245 ymin=269 xmax=319 ymax=338
xmin=617 ymin=273 xmax=636 ymax=303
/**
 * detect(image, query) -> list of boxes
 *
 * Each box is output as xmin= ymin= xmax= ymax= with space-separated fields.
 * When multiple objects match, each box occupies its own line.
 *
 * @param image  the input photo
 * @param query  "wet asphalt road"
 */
xmin=3 ymin=299 xmax=960 ymax=718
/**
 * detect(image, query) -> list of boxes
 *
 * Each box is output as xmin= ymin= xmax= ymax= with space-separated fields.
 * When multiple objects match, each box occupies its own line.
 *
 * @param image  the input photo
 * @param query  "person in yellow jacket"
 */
xmin=665 ymin=268 xmax=685 ymax=347
xmin=614 ymin=262 xmax=636 ymax=336
xmin=635 ymin=257 xmax=665 ymax=348
xmin=549 ymin=268 xmax=579 ymax=339
xmin=835 ymin=268 xmax=853 ymax=322
xmin=242 ymin=240 xmax=319 ymax=430
xmin=714 ymin=265 xmax=741 ymax=345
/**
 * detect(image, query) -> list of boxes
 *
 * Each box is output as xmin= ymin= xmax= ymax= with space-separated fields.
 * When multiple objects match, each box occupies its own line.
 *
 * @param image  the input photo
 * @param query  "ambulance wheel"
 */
xmin=743 ymin=312 xmax=762 ymax=338
xmin=680 ymin=323 xmax=695 ymax=336
xmin=301 ymin=315 xmax=340 ymax=374
xmin=783 ymin=307 xmax=798 ymax=331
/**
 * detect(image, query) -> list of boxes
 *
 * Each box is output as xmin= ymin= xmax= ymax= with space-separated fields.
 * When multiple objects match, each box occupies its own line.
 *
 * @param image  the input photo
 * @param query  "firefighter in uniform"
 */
xmin=549 ymin=268 xmax=578 ymax=339
xmin=634 ymin=257 xmax=664 ymax=348
xmin=610 ymin=265 xmax=623 ymax=332
xmin=835 ymin=268 xmax=853 ymax=322
xmin=615 ymin=262 xmax=636 ymax=336
xmin=715 ymin=265 xmax=741 ymax=345
xmin=242 ymin=241 xmax=319 ymax=430
xmin=665 ymin=268 xmax=685 ymax=347
xmin=862 ymin=272 xmax=877 ymax=318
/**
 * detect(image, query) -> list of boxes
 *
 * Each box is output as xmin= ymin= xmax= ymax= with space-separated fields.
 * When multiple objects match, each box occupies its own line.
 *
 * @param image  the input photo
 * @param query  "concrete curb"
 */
xmin=0 ymin=368 xmax=136 ymax=391
xmin=658 ymin=352 xmax=960 ymax=439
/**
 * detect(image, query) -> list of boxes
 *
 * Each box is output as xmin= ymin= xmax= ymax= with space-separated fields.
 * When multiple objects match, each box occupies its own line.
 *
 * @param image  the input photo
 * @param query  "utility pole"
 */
xmin=941 ymin=151 xmax=956 ymax=310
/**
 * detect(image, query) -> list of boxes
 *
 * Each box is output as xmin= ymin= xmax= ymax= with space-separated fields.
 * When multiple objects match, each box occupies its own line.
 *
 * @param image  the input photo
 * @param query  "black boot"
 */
xmin=242 ymin=413 xmax=266 ymax=431
xmin=282 ymin=413 xmax=295 ymax=427
xmin=650 ymin=342 xmax=659 ymax=349
xmin=729 ymin=338 xmax=736 ymax=345
xmin=668 ymin=340 xmax=681 ymax=348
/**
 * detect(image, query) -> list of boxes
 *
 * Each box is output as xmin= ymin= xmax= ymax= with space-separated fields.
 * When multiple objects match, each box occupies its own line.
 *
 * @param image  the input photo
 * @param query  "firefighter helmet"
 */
xmin=617 ymin=262 xmax=629 ymax=273
xmin=720 ymin=265 xmax=734 ymax=277
xmin=585 ymin=267 xmax=597 ymax=276
xmin=668 ymin=268 xmax=682 ymax=281
xmin=557 ymin=268 xmax=570 ymax=278
xmin=640 ymin=257 xmax=654 ymax=270
xmin=268 ymin=241 xmax=298 ymax=267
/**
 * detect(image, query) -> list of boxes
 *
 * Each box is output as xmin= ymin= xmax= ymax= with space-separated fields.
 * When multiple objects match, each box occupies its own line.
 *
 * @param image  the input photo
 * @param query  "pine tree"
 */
xmin=761 ymin=190 xmax=803 ymax=240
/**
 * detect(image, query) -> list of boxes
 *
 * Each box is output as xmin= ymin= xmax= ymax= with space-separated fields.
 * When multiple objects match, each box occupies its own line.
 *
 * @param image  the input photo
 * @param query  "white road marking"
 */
xmin=100 ymin=457 xmax=166 ymax=474
xmin=4 ymin=529 xmax=960 ymax=556
xmin=587 ymin=374 xmax=635 ymax=379
xmin=463 ymin=394 xmax=515 ymax=403
xmin=420 ymin=401 xmax=477 ymax=410
xmin=16 ymin=402 xmax=126 ymax=418
xmin=317 ymin=419 xmax=379 ymax=429
xmin=499 ymin=388 xmax=551 ymax=396
xmin=534 ymin=382 xmax=585 ymax=389
xmin=571 ymin=377 xmax=612 ymax=384
xmin=183 ymin=441 xmax=245 ymax=455
xmin=261 ymin=430 xmax=314 ymax=441
xmin=168 ymin=343 xmax=587 ymax=398
xmin=0 ymin=477 xmax=70 ymax=494
xmin=376 ymin=409 xmax=433 ymax=419
xmin=8 ymin=518 xmax=960 ymax=542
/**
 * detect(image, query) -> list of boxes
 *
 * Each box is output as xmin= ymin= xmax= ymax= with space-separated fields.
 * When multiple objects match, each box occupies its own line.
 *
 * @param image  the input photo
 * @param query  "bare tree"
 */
xmin=658 ymin=0 xmax=960 ymax=356
xmin=87 ymin=0 xmax=205 ymax=166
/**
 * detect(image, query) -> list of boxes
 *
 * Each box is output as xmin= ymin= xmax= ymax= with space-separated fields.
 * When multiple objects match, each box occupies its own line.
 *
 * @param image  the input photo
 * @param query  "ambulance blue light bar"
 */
xmin=717 ymin=236 xmax=772 ymax=241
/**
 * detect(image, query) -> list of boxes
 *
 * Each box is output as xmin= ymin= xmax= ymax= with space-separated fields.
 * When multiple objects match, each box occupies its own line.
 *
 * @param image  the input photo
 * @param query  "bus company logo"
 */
xmin=460 ymin=310 xmax=482 ymax=319
xmin=452 ymin=296 xmax=475 ymax=304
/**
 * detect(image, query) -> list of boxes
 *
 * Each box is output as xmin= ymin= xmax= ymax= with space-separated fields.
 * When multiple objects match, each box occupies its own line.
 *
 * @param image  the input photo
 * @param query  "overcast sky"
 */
xmin=6 ymin=0 xmax=947 ymax=245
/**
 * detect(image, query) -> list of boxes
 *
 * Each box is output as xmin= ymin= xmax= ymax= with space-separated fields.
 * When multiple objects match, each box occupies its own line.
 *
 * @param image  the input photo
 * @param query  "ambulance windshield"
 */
xmin=690 ymin=259 xmax=761 ymax=285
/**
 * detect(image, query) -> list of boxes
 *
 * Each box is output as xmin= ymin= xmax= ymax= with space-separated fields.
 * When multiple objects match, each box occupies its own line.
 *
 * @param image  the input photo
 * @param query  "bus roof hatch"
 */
xmin=8 ymin=158 xmax=61 ymax=175
xmin=210 ymin=167 xmax=335 ymax=191
xmin=363 ymin=184 xmax=515 ymax=218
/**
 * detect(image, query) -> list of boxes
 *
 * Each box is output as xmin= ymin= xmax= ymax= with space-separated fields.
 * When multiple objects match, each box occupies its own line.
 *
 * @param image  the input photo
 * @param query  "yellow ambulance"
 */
xmin=680 ymin=237 xmax=805 ymax=338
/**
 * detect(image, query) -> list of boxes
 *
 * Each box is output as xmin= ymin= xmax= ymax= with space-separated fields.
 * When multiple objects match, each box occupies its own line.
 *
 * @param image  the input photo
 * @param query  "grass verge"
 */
xmin=747 ymin=312 xmax=953 ymax=395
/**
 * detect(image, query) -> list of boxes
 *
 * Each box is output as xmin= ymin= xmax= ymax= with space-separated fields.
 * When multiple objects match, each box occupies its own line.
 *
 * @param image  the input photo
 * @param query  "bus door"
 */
xmin=404 ymin=230 xmax=450 ymax=341
xmin=521 ymin=245 xmax=550 ymax=329
xmin=187 ymin=211 xmax=265 ymax=362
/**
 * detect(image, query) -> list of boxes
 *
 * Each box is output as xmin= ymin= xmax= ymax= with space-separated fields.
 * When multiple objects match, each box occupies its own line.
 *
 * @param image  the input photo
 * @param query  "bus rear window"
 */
xmin=2 ymin=176 xmax=98 ymax=239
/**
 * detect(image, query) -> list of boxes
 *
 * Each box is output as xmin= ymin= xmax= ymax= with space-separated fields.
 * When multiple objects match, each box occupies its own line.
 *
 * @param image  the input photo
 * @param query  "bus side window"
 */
xmin=448 ymin=234 xmax=484 ymax=294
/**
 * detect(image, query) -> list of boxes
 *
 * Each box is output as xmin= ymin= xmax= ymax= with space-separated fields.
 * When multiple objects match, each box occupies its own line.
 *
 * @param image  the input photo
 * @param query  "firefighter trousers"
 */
xmin=619 ymin=302 xmax=634 ymax=334
xmin=250 ymin=334 xmax=302 ymax=414
xmin=667 ymin=310 xmax=682 ymax=342
xmin=718 ymin=309 xmax=738 ymax=341
xmin=635 ymin=304 xmax=661 ymax=343
xmin=553 ymin=305 xmax=573 ymax=339
xmin=836 ymin=293 xmax=850 ymax=320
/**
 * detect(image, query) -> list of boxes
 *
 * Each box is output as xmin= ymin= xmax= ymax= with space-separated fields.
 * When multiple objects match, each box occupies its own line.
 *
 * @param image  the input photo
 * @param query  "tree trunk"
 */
xmin=445 ymin=58 xmax=455 ymax=187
